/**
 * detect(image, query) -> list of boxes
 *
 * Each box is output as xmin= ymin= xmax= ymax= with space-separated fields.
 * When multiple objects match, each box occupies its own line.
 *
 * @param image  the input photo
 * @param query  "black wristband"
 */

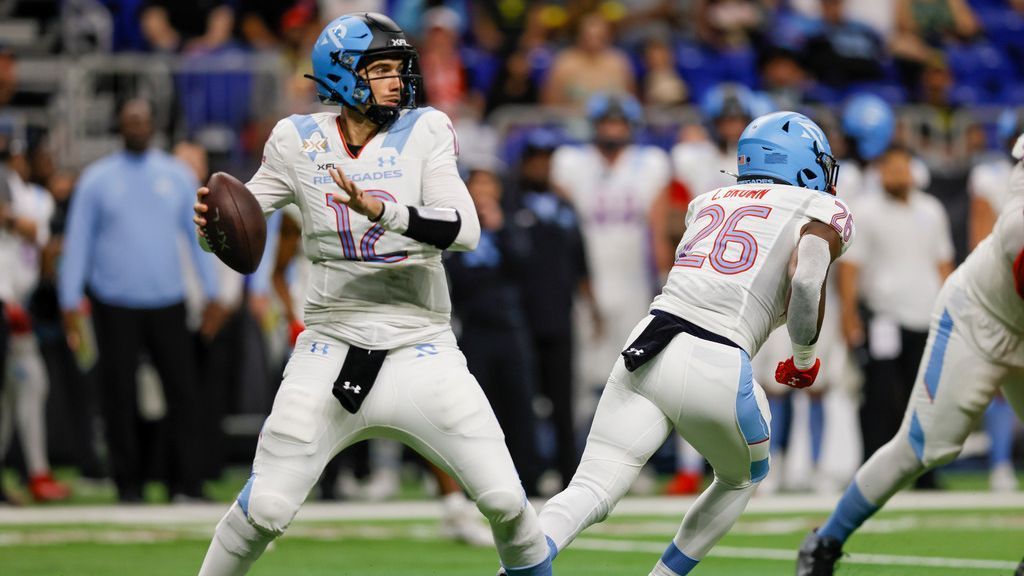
xmin=404 ymin=206 xmax=462 ymax=250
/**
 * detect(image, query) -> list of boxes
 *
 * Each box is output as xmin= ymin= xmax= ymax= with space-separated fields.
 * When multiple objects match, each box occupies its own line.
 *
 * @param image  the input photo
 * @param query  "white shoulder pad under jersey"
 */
xmin=246 ymin=107 xmax=471 ymax=349
xmin=960 ymin=194 xmax=1024 ymax=334
xmin=652 ymin=183 xmax=854 ymax=356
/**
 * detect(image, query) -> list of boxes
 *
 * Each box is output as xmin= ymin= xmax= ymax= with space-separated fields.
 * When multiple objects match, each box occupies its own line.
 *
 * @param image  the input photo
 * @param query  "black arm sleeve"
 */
xmin=404 ymin=206 xmax=463 ymax=250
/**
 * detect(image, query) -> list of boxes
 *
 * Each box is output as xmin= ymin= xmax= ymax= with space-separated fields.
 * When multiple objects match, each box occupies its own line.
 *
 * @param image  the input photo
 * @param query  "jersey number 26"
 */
xmin=675 ymin=204 xmax=772 ymax=275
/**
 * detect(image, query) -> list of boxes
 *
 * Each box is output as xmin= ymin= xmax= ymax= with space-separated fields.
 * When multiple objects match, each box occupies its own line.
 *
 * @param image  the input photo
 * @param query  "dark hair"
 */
xmin=879 ymin=144 xmax=912 ymax=161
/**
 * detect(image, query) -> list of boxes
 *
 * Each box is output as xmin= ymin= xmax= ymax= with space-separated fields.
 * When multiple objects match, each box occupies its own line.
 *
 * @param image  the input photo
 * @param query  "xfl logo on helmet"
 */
xmin=795 ymin=120 xmax=827 ymax=150
xmin=389 ymin=38 xmax=409 ymax=47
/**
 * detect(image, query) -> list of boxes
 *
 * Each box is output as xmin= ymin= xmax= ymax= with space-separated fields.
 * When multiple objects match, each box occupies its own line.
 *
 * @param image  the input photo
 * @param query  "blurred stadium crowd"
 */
xmin=0 ymin=0 xmax=1021 ymax=505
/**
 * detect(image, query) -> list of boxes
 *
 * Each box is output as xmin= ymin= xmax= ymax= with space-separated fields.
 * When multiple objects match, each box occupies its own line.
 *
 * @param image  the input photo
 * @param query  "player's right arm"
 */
xmin=334 ymin=110 xmax=480 ymax=252
xmin=194 ymin=119 xmax=297 ymax=247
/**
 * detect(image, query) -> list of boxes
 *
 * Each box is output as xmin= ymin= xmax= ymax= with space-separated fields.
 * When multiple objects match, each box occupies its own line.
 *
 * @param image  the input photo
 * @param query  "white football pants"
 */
xmin=198 ymin=328 xmax=549 ymax=575
xmin=1 ymin=333 xmax=51 ymax=476
xmin=855 ymin=286 xmax=1024 ymax=506
xmin=541 ymin=315 xmax=772 ymax=572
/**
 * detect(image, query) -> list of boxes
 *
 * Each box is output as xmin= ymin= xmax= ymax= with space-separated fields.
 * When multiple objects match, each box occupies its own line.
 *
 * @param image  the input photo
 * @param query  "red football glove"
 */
xmin=1013 ymin=247 xmax=1024 ymax=301
xmin=775 ymin=357 xmax=821 ymax=389
xmin=4 ymin=303 xmax=32 ymax=335
xmin=288 ymin=319 xmax=305 ymax=348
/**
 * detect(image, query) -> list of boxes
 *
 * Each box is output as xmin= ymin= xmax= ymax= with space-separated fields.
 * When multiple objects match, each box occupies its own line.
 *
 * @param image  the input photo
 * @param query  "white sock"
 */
xmin=673 ymin=479 xmax=757 ymax=558
xmin=13 ymin=340 xmax=49 ymax=476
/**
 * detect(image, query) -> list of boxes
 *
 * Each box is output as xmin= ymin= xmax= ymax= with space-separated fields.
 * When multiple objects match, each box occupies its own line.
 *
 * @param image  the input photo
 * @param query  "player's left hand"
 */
xmin=775 ymin=357 xmax=821 ymax=389
xmin=329 ymin=167 xmax=384 ymax=221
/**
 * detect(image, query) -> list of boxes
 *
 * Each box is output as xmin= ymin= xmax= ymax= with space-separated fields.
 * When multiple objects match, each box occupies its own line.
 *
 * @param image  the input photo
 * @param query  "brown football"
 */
xmin=203 ymin=172 xmax=266 ymax=274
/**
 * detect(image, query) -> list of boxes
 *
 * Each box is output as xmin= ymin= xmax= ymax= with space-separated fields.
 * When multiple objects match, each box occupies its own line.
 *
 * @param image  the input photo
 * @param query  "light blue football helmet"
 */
xmin=737 ymin=111 xmax=839 ymax=193
xmin=586 ymin=92 xmax=643 ymax=126
xmin=305 ymin=12 xmax=420 ymax=126
xmin=842 ymin=94 xmax=895 ymax=162
xmin=997 ymin=107 xmax=1023 ymax=149
xmin=700 ymin=83 xmax=756 ymax=121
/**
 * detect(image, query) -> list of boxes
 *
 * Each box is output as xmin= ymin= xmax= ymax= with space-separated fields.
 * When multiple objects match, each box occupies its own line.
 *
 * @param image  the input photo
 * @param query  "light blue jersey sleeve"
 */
xmin=58 ymin=167 xmax=101 ymax=310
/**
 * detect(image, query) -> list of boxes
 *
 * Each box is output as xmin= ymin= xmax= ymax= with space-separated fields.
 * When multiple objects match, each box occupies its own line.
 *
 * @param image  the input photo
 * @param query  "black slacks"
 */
xmin=459 ymin=323 xmax=542 ymax=495
xmin=92 ymin=298 xmax=202 ymax=501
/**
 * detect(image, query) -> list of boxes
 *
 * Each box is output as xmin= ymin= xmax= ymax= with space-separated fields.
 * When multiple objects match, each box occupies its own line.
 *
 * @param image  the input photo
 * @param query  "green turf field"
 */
xmin=2 ymin=497 xmax=1022 ymax=575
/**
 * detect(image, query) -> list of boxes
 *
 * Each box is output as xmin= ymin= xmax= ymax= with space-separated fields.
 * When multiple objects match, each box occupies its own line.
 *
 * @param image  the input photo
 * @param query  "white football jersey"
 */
xmin=246 ymin=107 xmax=477 ymax=350
xmin=968 ymin=156 xmax=1014 ymax=212
xmin=551 ymin=143 xmax=670 ymax=306
xmin=1 ymin=177 xmax=53 ymax=303
xmin=652 ymin=183 xmax=855 ymax=356
xmin=955 ymin=194 xmax=1024 ymax=364
xmin=671 ymin=141 xmax=738 ymax=198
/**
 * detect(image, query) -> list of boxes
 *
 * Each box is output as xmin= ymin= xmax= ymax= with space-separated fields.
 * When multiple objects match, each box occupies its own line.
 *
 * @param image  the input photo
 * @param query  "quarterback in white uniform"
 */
xmin=194 ymin=13 xmax=554 ymax=576
xmin=534 ymin=112 xmax=854 ymax=576
xmin=797 ymin=133 xmax=1024 ymax=576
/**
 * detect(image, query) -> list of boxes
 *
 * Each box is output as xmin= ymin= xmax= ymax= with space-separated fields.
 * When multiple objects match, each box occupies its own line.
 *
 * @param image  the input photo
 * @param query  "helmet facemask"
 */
xmin=306 ymin=46 xmax=422 ymax=127
xmin=795 ymin=139 xmax=840 ymax=194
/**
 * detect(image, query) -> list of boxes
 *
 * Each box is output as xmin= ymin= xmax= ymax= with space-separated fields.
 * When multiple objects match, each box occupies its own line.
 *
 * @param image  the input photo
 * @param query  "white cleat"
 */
xmin=990 ymin=463 xmax=1019 ymax=493
xmin=441 ymin=492 xmax=494 ymax=547
xmin=360 ymin=469 xmax=400 ymax=501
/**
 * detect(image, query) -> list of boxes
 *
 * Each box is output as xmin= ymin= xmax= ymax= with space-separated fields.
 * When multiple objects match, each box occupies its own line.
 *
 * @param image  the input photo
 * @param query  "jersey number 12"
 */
xmin=326 ymin=191 xmax=408 ymax=263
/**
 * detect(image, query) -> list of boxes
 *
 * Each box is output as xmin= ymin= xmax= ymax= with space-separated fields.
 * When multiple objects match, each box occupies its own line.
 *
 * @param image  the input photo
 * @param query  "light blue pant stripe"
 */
xmin=818 ymin=480 xmax=878 ymax=543
xmin=660 ymin=541 xmax=699 ymax=575
xmin=923 ymin=310 xmax=954 ymax=400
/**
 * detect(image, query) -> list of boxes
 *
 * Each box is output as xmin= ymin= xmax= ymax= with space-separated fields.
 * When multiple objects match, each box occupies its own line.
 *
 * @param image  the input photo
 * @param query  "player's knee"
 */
xmin=900 ymin=425 xmax=961 ymax=470
xmin=216 ymin=503 xmax=276 ymax=557
xmin=920 ymin=445 xmax=960 ymax=469
xmin=247 ymin=493 xmax=300 ymax=534
xmin=475 ymin=486 xmax=526 ymax=524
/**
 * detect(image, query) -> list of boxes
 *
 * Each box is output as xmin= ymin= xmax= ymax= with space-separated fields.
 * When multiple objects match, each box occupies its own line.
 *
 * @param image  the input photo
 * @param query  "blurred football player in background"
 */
xmin=534 ymin=111 xmax=855 ymax=576
xmin=0 ymin=135 xmax=69 ymax=502
xmin=551 ymin=93 xmax=669 ymax=450
xmin=798 ymin=132 xmax=1024 ymax=576
xmin=194 ymin=13 xmax=555 ymax=576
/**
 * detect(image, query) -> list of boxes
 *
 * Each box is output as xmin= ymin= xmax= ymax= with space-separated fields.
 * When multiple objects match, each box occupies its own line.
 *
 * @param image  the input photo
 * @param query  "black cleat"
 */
xmin=1015 ymin=556 xmax=1024 ymax=576
xmin=796 ymin=529 xmax=844 ymax=576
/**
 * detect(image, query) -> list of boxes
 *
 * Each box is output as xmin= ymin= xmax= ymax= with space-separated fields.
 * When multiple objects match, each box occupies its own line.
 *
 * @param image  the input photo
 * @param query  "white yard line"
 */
xmin=0 ymin=522 xmax=1018 ymax=572
xmin=1 ymin=492 xmax=1022 ymax=526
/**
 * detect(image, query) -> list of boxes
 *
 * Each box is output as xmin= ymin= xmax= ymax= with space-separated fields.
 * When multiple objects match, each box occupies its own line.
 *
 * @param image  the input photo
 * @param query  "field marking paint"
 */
xmin=0 ymin=524 xmax=1017 ymax=571
xmin=3 ymin=492 xmax=1023 ymax=526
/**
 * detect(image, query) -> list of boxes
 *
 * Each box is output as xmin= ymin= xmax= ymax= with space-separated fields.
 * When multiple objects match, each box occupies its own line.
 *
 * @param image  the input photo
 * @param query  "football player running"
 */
xmin=520 ymin=112 xmax=855 ymax=576
xmin=193 ymin=13 xmax=554 ymax=576
xmin=796 ymin=134 xmax=1024 ymax=576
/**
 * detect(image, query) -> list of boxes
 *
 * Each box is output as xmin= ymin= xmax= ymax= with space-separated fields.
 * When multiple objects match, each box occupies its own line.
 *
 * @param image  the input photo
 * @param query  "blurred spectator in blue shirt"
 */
xmin=59 ymin=98 xmax=227 ymax=502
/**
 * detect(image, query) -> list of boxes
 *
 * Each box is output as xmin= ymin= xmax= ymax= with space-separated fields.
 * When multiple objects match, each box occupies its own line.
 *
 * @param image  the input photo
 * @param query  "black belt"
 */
xmin=621 ymin=309 xmax=740 ymax=372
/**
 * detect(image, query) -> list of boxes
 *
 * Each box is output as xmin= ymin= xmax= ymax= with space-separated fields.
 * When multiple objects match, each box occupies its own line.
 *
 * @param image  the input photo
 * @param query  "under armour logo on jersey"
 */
xmin=415 ymin=343 xmax=438 ymax=358
xmin=341 ymin=381 xmax=362 ymax=394
xmin=377 ymin=155 xmax=397 ymax=167
xmin=310 ymin=342 xmax=329 ymax=355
